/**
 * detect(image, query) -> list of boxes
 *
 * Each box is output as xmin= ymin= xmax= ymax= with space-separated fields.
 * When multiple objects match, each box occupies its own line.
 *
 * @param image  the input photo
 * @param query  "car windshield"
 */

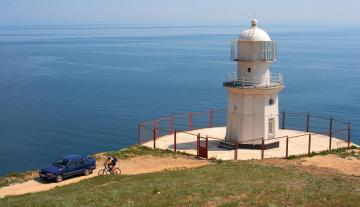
xmin=53 ymin=158 xmax=68 ymax=167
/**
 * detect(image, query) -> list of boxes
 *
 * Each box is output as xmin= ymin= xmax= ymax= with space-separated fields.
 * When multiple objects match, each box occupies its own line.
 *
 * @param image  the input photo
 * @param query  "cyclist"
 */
xmin=104 ymin=156 xmax=118 ymax=174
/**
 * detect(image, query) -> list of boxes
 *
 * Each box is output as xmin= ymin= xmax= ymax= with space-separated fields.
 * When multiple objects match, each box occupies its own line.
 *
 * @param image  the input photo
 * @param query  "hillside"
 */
xmin=1 ymin=146 xmax=360 ymax=206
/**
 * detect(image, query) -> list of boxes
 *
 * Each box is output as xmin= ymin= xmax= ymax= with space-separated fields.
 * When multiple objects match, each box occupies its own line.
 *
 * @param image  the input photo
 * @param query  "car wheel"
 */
xmin=84 ymin=169 xmax=90 ymax=176
xmin=55 ymin=175 xmax=63 ymax=183
xmin=89 ymin=169 xmax=93 ymax=174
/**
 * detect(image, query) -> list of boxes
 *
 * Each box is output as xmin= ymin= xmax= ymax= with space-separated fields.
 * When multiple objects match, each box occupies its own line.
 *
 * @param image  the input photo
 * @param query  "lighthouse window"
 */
xmin=268 ymin=118 xmax=275 ymax=136
xmin=261 ymin=42 xmax=275 ymax=61
xmin=247 ymin=68 xmax=251 ymax=73
xmin=269 ymin=98 xmax=274 ymax=105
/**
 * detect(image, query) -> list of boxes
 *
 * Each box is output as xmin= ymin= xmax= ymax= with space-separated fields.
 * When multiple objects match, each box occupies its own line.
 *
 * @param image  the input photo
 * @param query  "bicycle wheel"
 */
xmin=113 ymin=167 xmax=121 ymax=175
xmin=98 ymin=169 xmax=109 ymax=176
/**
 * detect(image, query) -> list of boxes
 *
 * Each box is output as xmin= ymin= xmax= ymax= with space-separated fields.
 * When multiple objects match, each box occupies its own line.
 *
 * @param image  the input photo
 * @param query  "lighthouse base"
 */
xmin=218 ymin=140 xmax=279 ymax=150
xmin=142 ymin=127 xmax=353 ymax=160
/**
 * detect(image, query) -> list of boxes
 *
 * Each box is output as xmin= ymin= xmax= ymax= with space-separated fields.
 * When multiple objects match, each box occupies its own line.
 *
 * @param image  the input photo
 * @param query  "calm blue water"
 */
xmin=0 ymin=23 xmax=359 ymax=175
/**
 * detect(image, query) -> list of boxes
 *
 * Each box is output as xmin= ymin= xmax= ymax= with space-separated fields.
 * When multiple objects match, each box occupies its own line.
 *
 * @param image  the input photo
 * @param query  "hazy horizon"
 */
xmin=0 ymin=0 xmax=359 ymax=25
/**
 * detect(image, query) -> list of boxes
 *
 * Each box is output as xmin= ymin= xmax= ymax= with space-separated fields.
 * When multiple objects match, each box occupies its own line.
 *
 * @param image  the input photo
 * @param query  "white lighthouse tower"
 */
xmin=223 ymin=19 xmax=284 ymax=148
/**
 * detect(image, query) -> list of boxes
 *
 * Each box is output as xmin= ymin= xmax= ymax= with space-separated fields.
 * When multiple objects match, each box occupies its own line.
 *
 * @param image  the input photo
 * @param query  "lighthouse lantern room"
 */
xmin=223 ymin=19 xmax=284 ymax=147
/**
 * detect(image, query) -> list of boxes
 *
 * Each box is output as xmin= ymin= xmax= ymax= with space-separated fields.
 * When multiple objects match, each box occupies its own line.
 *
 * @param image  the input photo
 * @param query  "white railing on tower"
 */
xmin=224 ymin=72 xmax=283 ymax=88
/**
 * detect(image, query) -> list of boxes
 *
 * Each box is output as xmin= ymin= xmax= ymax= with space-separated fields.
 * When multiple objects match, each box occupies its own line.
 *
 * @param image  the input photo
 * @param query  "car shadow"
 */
xmin=33 ymin=177 xmax=52 ymax=184
xmin=34 ymin=173 xmax=93 ymax=184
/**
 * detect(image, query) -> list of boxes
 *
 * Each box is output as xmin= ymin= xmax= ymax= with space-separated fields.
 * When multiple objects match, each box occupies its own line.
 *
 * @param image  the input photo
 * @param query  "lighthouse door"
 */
xmin=268 ymin=118 xmax=275 ymax=138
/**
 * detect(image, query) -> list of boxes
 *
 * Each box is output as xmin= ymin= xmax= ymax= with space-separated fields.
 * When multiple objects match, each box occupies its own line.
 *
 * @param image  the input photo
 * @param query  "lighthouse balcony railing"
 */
xmin=223 ymin=72 xmax=283 ymax=88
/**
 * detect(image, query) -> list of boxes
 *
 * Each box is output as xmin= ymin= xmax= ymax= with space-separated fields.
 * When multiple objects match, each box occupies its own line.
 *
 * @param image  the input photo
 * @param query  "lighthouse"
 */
xmin=223 ymin=19 xmax=284 ymax=148
xmin=139 ymin=19 xmax=353 ymax=160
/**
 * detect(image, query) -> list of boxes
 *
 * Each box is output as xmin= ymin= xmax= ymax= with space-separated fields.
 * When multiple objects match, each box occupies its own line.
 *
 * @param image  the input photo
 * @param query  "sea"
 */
xmin=0 ymin=23 xmax=359 ymax=175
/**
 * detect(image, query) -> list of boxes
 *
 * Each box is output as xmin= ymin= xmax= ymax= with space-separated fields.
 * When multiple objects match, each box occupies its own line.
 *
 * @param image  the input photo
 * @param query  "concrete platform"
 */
xmin=142 ymin=127 xmax=354 ymax=160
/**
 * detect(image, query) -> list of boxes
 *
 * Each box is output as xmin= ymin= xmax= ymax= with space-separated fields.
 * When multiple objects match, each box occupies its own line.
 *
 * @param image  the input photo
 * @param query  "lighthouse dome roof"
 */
xmin=238 ymin=19 xmax=271 ymax=41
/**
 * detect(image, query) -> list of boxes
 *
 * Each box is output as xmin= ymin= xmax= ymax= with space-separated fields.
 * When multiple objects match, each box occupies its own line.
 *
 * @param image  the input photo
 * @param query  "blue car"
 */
xmin=39 ymin=154 xmax=96 ymax=182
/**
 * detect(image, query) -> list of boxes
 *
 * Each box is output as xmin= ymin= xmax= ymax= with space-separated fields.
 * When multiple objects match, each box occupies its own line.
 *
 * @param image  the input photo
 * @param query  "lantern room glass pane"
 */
xmin=268 ymin=43 xmax=272 ymax=60
xmin=231 ymin=40 xmax=276 ymax=61
xmin=261 ymin=42 xmax=267 ymax=60
xmin=262 ymin=42 xmax=275 ymax=61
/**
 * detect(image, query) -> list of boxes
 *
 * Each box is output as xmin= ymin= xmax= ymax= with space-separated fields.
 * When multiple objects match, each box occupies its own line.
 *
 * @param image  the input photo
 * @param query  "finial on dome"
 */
xmin=251 ymin=19 xmax=258 ymax=27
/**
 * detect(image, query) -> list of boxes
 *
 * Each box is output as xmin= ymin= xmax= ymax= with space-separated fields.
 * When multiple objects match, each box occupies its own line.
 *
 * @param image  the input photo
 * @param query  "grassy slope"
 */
xmin=287 ymin=145 xmax=360 ymax=160
xmin=0 ymin=171 xmax=37 ymax=188
xmin=1 ymin=147 xmax=360 ymax=206
xmin=104 ymin=145 xmax=192 ymax=159
xmin=0 ymin=145 xmax=186 ymax=188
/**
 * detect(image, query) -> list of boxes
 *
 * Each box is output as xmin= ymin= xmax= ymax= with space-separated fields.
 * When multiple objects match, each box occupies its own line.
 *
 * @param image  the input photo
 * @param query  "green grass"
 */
xmin=287 ymin=145 xmax=360 ymax=160
xmin=103 ymin=145 xmax=192 ymax=160
xmin=1 ymin=159 xmax=360 ymax=206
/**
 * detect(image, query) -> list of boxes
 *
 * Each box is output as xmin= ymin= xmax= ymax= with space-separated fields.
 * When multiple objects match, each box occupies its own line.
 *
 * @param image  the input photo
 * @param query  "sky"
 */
xmin=0 ymin=0 xmax=359 ymax=25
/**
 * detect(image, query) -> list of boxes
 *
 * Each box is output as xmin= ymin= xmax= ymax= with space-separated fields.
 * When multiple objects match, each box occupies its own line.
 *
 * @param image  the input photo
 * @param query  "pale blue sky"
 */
xmin=0 ymin=0 xmax=359 ymax=25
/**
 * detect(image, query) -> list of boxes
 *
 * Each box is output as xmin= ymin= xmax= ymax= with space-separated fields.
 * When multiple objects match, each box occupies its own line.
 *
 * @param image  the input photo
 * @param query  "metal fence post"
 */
xmin=197 ymin=133 xmax=200 ymax=157
xmin=282 ymin=111 xmax=285 ymax=129
xmin=153 ymin=128 xmax=157 ymax=149
xmin=205 ymin=136 xmax=208 ymax=160
xmin=169 ymin=113 xmax=173 ymax=133
xmin=174 ymin=130 xmax=177 ymax=152
xmin=347 ymin=122 xmax=351 ymax=148
xmin=138 ymin=124 xmax=141 ymax=144
xmin=153 ymin=120 xmax=157 ymax=130
xmin=156 ymin=126 xmax=158 ymax=138
xmin=261 ymin=139 xmax=265 ymax=159
xmin=234 ymin=141 xmax=238 ymax=160
xmin=329 ymin=116 xmax=333 ymax=151
xmin=210 ymin=109 xmax=213 ymax=128
xmin=189 ymin=112 xmax=193 ymax=130
xmin=286 ymin=136 xmax=289 ymax=158
xmin=306 ymin=112 xmax=310 ymax=132
xmin=308 ymin=133 xmax=311 ymax=155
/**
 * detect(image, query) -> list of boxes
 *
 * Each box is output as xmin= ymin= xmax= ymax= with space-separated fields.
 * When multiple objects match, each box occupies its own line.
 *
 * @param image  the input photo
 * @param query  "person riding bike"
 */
xmin=104 ymin=156 xmax=118 ymax=173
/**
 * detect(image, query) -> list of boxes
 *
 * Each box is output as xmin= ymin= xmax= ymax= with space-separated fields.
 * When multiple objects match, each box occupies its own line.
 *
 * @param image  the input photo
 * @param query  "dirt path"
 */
xmin=301 ymin=154 xmax=360 ymax=176
xmin=0 ymin=155 xmax=209 ymax=198
xmin=258 ymin=153 xmax=360 ymax=177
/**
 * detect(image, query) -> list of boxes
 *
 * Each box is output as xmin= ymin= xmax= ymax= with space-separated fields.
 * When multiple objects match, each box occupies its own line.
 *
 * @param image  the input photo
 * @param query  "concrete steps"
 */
xmin=218 ymin=141 xmax=235 ymax=150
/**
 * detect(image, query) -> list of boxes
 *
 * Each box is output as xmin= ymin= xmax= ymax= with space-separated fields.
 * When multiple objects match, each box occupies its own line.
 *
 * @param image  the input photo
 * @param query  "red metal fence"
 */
xmin=138 ymin=109 xmax=351 ymax=160
xmin=281 ymin=112 xmax=351 ymax=151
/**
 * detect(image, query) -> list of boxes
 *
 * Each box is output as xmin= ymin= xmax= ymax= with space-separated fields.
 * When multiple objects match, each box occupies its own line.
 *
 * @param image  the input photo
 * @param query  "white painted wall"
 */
xmin=225 ymin=88 xmax=282 ymax=143
xmin=237 ymin=61 xmax=270 ymax=85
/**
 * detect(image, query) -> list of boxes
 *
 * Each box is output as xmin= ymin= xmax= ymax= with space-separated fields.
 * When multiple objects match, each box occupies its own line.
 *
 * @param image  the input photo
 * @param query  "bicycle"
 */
xmin=98 ymin=164 xmax=121 ymax=175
